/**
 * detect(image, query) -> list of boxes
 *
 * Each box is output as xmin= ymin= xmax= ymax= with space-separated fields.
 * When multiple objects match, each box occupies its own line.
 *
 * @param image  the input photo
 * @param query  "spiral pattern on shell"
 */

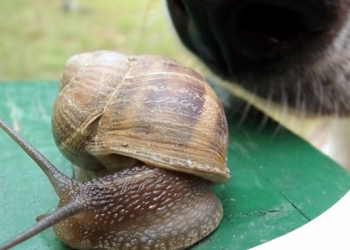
xmin=52 ymin=50 xmax=230 ymax=183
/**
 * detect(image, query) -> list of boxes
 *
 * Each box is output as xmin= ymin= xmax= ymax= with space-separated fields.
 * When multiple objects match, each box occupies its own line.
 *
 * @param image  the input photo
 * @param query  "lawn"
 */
xmin=0 ymin=0 xmax=199 ymax=79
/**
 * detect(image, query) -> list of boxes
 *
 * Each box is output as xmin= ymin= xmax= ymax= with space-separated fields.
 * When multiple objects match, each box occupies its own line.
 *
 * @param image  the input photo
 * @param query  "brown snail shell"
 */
xmin=53 ymin=50 xmax=230 ymax=183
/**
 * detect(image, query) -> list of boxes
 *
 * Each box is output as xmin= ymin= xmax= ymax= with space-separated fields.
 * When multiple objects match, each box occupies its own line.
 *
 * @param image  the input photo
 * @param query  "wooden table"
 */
xmin=0 ymin=81 xmax=349 ymax=250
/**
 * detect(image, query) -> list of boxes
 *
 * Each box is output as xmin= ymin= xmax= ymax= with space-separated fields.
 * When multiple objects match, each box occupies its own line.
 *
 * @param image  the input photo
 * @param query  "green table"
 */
xmin=0 ymin=81 xmax=349 ymax=250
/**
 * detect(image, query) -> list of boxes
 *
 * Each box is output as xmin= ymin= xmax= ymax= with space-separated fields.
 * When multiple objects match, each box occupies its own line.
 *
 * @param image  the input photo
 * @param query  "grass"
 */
xmin=0 ymin=0 xmax=200 ymax=80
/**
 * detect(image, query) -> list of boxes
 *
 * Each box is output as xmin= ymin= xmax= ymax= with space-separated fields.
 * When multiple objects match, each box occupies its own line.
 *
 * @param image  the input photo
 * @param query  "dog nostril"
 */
xmin=230 ymin=1 xmax=338 ymax=58
xmin=236 ymin=4 xmax=305 ymax=42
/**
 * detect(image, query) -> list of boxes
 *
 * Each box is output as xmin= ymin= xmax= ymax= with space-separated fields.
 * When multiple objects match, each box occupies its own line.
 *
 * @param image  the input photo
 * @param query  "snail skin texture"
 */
xmin=0 ymin=51 xmax=230 ymax=250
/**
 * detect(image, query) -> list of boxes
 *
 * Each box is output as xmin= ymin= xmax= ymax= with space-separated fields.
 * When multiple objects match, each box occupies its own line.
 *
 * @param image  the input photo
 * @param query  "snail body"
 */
xmin=0 ymin=51 xmax=230 ymax=250
xmin=53 ymin=164 xmax=222 ymax=250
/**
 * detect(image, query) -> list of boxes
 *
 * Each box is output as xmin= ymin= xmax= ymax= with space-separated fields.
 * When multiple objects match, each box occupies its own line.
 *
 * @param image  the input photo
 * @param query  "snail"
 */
xmin=0 ymin=50 xmax=230 ymax=250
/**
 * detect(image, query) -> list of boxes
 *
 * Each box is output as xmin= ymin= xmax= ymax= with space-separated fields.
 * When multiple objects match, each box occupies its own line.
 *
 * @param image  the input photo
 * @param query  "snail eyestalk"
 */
xmin=0 ymin=119 xmax=75 ymax=197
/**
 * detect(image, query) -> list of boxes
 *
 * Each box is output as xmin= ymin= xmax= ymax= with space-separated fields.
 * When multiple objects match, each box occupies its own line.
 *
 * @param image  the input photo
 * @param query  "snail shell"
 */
xmin=52 ymin=50 xmax=230 ymax=183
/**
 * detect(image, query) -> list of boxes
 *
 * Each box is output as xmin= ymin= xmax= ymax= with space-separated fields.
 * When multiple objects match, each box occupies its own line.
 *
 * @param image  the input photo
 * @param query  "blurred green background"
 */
xmin=0 ymin=0 xmax=201 ymax=80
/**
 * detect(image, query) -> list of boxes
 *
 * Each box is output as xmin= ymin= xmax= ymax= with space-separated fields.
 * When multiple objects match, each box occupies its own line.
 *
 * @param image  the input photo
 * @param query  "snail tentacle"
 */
xmin=0 ymin=119 xmax=76 ymax=196
xmin=0 ymin=201 xmax=85 ymax=250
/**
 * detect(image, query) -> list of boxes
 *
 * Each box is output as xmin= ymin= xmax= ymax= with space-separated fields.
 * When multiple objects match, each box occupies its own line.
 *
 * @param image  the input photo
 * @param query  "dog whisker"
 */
xmin=257 ymin=112 xmax=270 ymax=132
xmin=237 ymin=98 xmax=253 ymax=128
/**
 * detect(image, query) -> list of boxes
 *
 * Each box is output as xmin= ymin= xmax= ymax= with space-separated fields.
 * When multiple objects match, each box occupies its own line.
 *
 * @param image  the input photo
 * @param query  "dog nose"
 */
xmin=167 ymin=0 xmax=346 ymax=77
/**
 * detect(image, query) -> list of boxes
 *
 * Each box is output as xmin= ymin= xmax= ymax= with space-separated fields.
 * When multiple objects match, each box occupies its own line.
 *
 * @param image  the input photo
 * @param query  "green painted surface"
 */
xmin=0 ymin=81 xmax=349 ymax=250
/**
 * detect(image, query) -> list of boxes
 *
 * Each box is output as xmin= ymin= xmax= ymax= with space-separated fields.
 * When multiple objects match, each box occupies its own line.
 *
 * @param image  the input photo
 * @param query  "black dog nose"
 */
xmin=167 ymin=0 xmax=346 ymax=77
